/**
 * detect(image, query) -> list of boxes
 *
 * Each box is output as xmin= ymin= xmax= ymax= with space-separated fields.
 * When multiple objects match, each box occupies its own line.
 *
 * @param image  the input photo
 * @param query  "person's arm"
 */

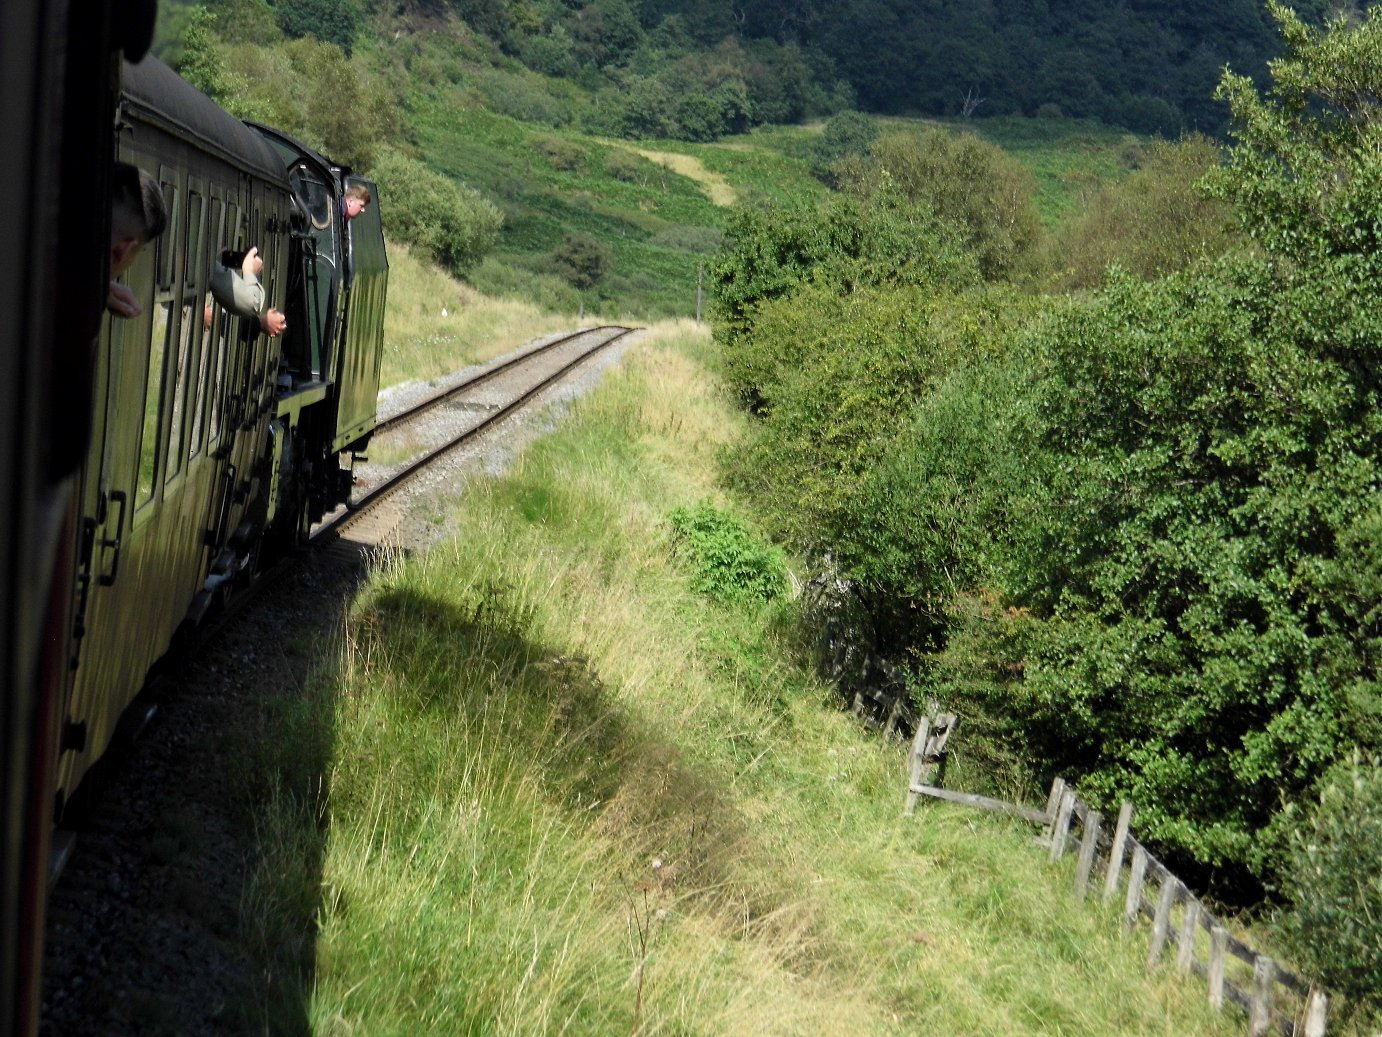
xmin=259 ymin=307 xmax=286 ymax=337
xmin=106 ymin=281 xmax=141 ymax=318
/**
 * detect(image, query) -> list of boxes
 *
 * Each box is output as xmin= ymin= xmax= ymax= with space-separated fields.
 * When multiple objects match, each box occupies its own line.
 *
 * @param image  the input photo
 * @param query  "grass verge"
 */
xmin=381 ymin=239 xmax=584 ymax=388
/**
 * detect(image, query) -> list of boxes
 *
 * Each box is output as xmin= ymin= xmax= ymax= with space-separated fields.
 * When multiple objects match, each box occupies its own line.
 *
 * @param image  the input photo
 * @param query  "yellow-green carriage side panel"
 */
xmin=333 ymin=178 xmax=388 ymax=453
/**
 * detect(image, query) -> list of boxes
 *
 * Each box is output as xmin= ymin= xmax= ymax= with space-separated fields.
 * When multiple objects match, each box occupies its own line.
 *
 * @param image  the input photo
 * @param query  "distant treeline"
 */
xmin=399 ymin=0 xmax=1366 ymax=136
xmin=187 ymin=0 xmax=1366 ymax=139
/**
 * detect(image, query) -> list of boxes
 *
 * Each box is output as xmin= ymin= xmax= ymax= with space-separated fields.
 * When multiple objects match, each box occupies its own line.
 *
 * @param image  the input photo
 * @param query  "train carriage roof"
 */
xmin=120 ymin=56 xmax=284 ymax=183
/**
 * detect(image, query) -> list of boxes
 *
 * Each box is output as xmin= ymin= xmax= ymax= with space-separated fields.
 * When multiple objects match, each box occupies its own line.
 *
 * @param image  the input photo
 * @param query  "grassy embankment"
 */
xmin=379 ymin=238 xmax=579 ymax=387
xmin=238 ymin=295 xmax=1242 ymax=1034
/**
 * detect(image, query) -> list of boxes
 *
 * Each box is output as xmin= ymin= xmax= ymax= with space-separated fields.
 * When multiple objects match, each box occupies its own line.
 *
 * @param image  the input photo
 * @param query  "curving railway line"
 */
xmin=338 ymin=325 xmax=635 ymax=524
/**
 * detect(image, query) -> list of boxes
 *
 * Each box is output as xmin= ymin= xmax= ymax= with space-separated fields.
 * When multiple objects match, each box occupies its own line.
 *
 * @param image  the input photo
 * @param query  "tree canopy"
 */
xmin=711 ymin=2 xmax=1382 ymax=901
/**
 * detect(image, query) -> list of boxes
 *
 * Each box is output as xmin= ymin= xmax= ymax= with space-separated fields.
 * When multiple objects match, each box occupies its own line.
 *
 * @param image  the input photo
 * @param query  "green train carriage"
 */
xmin=56 ymin=56 xmax=389 ymax=825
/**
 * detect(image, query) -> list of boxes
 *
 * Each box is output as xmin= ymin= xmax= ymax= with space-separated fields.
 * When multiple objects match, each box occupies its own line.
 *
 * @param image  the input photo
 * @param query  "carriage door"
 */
xmin=286 ymin=163 xmax=337 ymax=382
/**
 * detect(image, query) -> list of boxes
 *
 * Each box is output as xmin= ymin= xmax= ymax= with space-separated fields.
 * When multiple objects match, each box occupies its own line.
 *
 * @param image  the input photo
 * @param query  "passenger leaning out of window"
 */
xmin=341 ymin=183 xmax=370 ymax=221
xmin=208 ymin=245 xmax=287 ymax=337
xmin=106 ymin=161 xmax=168 ymax=319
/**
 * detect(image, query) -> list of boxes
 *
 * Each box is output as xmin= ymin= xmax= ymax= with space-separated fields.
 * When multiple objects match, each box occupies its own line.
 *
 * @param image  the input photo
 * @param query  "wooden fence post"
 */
xmin=1176 ymin=899 xmax=1200 ymax=973
xmin=1049 ymin=788 xmax=1076 ymax=862
xmin=1146 ymin=878 xmax=1178 ymax=968
xmin=1075 ymin=810 xmax=1102 ymax=899
xmin=883 ymin=696 xmax=903 ymax=738
xmin=903 ymin=715 xmax=932 ymax=816
xmin=1124 ymin=844 xmax=1148 ymax=929
xmin=1102 ymin=802 xmax=1133 ymax=902
xmin=1208 ymin=925 xmax=1228 ymax=1010
xmin=1038 ymin=777 xmax=1065 ymax=848
xmin=1249 ymin=956 xmax=1275 ymax=1037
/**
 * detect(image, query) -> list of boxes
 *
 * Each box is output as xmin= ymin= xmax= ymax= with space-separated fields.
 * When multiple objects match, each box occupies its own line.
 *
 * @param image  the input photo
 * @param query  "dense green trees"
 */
xmin=711 ymin=3 xmax=1382 ymax=929
xmin=275 ymin=0 xmax=361 ymax=54
xmin=492 ymin=0 xmax=1338 ymax=137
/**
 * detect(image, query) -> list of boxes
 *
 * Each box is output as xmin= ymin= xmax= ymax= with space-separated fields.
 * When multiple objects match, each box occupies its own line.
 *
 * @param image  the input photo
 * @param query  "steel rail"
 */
xmin=319 ymin=325 xmax=636 ymax=543
xmin=372 ymin=324 xmax=634 ymax=437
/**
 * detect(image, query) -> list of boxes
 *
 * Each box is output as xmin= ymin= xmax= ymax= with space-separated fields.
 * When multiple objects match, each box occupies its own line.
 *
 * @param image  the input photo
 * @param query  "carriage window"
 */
xmin=184 ymin=191 xmax=207 ymax=460
xmin=136 ymin=302 xmax=172 ymax=507
xmin=189 ymin=303 xmax=211 ymax=458
xmin=156 ymin=177 xmax=179 ymax=293
xmin=291 ymin=166 xmax=333 ymax=231
xmin=205 ymin=198 xmax=227 ymax=446
xmin=207 ymin=294 xmax=230 ymax=445
xmin=185 ymin=190 xmax=203 ymax=291
xmin=165 ymin=304 xmax=193 ymax=482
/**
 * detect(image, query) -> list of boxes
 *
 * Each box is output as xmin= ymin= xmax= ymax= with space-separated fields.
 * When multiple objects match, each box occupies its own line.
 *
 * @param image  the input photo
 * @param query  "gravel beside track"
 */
xmin=38 ymin=329 xmax=638 ymax=1036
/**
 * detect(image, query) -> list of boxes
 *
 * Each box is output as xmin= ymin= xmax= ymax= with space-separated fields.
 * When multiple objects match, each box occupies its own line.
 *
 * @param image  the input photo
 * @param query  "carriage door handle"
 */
xmin=98 ymin=490 xmax=128 ymax=587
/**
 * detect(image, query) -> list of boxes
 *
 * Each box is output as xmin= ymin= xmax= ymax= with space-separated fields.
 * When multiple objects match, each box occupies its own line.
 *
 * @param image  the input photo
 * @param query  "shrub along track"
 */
xmin=38 ymin=327 xmax=637 ymax=1037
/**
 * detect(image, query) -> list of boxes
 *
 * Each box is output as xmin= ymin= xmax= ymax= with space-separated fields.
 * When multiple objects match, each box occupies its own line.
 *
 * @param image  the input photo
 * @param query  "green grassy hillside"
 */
xmin=408 ymin=98 xmax=831 ymax=320
xmin=408 ymin=97 xmax=1139 ymax=316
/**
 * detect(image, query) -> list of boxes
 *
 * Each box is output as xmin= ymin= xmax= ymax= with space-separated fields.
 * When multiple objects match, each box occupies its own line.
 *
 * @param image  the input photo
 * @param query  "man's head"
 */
xmin=110 ymin=161 xmax=168 ymax=276
xmin=342 ymin=182 xmax=371 ymax=221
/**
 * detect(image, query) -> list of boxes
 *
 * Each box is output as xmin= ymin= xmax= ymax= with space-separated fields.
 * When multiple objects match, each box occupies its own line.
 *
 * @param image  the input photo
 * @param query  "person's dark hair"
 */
xmin=111 ymin=161 xmax=168 ymax=243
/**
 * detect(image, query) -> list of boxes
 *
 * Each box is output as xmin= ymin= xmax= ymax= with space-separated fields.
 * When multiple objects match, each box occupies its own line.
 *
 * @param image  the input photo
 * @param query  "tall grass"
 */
xmin=381 ymin=240 xmax=580 ymax=387
xmin=241 ymin=322 xmax=1248 ymax=1035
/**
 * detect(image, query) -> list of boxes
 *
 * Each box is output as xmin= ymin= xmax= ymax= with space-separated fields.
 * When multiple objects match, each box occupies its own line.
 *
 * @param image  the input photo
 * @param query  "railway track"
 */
xmin=39 ymin=327 xmax=637 ymax=1036
xmin=328 ymin=324 xmax=635 ymax=540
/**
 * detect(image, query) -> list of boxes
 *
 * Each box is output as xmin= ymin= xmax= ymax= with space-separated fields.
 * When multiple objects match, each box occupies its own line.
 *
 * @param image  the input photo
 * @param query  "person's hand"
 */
xmin=106 ymin=281 xmax=141 ymax=318
xmin=260 ymin=307 xmax=287 ymax=337
xmin=203 ymin=300 xmax=214 ymax=330
xmin=242 ymin=246 xmax=263 ymax=279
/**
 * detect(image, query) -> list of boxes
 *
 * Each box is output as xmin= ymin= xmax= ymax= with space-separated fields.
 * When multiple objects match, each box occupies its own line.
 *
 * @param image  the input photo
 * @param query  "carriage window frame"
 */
xmin=156 ymin=170 xmax=179 ymax=294
xmin=135 ymin=296 xmax=173 ymax=511
xmin=164 ymin=181 xmax=203 ymax=485
xmin=184 ymin=183 xmax=209 ymax=462
xmin=205 ymin=195 xmax=229 ymax=447
xmin=133 ymin=167 xmax=182 ymax=510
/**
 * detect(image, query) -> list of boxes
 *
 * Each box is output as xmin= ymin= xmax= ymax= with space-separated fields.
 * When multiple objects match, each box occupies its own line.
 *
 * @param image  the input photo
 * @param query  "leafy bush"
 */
xmin=722 ymin=282 xmax=1038 ymax=647
xmin=668 ymin=501 xmax=788 ymax=605
xmin=1052 ymin=136 xmax=1239 ymax=289
xmin=467 ymin=256 xmax=582 ymax=313
xmin=950 ymin=259 xmax=1382 ymax=872
xmin=841 ymin=128 xmax=1044 ymax=281
xmin=274 ymin=0 xmax=359 ymax=55
xmin=535 ymin=135 xmax=586 ymax=172
xmin=469 ymin=67 xmax=575 ymax=127
xmin=210 ymin=0 xmax=282 ymax=46
xmin=518 ymin=26 xmax=577 ymax=77
xmin=604 ymin=149 xmax=654 ymax=184
xmin=811 ymin=110 xmax=879 ymax=180
xmin=369 ymin=149 xmax=503 ymax=275
xmin=710 ymin=190 xmax=979 ymax=382
xmin=648 ymin=226 xmax=723 ymax=254
xmin=281 ymin=38 xmax=396 ymax=168
xmin=176 ymin=6 xmax=232 ymax=99
xmin=550 ymin=233 xmax=613 ymax=290
xmin=1276 ymin=756 xmax=1382 ymax=1020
